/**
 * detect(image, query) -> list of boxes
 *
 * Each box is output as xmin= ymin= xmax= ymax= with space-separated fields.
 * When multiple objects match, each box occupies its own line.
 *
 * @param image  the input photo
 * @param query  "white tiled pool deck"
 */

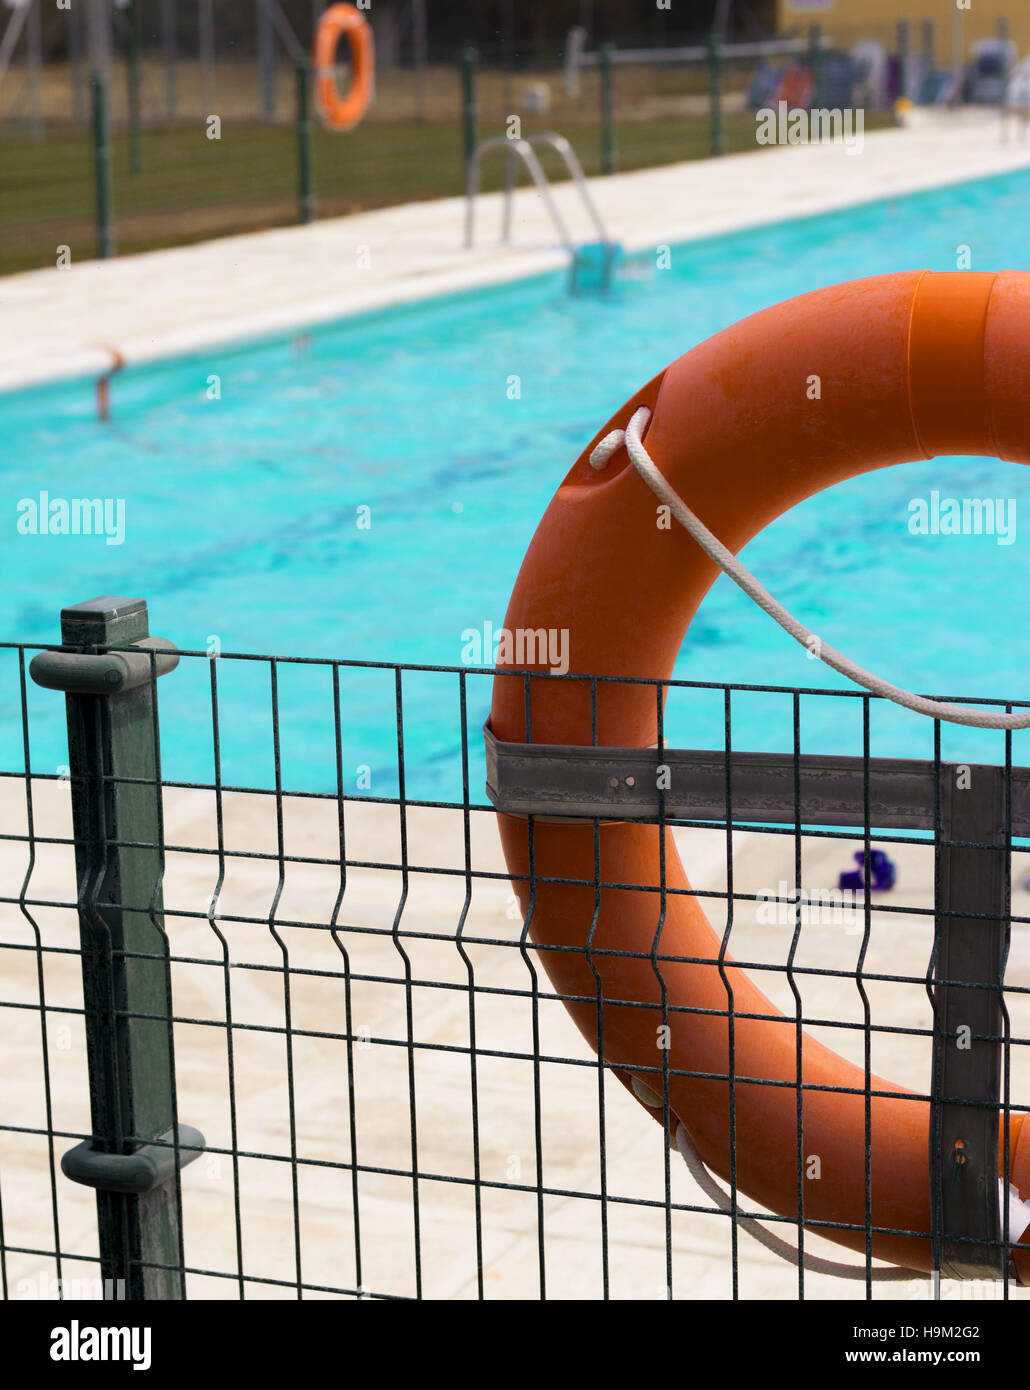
xmin=3 ymin=107 xmax=1030 ymax=393
xmin=6 ymin=786 xmax=1029 ymax=1299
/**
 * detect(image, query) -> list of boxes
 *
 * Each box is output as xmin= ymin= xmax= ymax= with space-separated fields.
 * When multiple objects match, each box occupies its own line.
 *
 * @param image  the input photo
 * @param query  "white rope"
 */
xmin=630 ymin=1077 xmax=919 ymax=1279
xmin=672 ymin=1121 xmax=920 ymax=1282
xmin=589 ymin=406 xmax=1030 ymax=731
xmin=597 ymin=411 xmax=1020 ymax=1281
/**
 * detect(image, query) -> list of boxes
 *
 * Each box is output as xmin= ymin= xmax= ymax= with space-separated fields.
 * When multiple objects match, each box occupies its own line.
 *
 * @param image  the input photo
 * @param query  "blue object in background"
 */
xmin=839 ymin=849 xmax=897 ymax=893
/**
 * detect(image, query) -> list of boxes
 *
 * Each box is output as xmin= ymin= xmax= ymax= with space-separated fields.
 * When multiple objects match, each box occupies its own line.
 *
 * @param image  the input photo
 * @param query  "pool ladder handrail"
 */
xmin=465 ymin=132 xmax=616 ymax=286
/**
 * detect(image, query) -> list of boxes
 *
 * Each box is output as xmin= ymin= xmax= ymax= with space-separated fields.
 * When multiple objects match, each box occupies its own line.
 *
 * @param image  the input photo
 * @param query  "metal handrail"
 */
xmin=465 ymin=131 xmax=615 ymax=278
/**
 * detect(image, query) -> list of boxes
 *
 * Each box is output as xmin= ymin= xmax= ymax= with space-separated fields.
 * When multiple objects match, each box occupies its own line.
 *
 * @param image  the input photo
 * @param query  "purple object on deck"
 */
xmin=839 ymin=848 xmax=896 ymax=892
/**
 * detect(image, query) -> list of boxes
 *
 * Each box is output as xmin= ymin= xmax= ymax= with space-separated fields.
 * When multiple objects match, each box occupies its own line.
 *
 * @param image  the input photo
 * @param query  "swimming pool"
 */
xmin=4 ymin=167 xmax=1030 ymax=800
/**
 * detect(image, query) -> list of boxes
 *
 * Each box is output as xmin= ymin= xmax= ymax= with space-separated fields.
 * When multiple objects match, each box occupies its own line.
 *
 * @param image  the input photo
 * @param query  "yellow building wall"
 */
xmin=777 ymin=1 xmax=1029 ymax=59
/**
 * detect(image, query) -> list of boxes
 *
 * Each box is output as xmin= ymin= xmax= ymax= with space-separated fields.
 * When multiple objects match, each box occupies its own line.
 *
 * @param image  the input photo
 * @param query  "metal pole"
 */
xmin=87 ymin=0 xmax=112 ymax=72
xmin=461 ymin=45 xmax=477 ymax=176
xmin=501 ymin=142 xmax=516 ymax=241
xmin=500 ymin=0 xmax=514 ymax=114
xmin=161 ymin=0 xmax=177 ymax=123
xmin=296 ymin=56 xmax=315 ymax=224
xmin=91 ymin=69 xmax=116 ymax=259
xmin=999 ymin=16 xmax=1011 ymax=120
xmin=127 ymin=0 xmax=143 ymax=175
xmin=952 ymin=4 xmax=965 ymax=102
xmin=921 ymin=18 xmax=935 ymax=104
xmin=29 ymin=597 xmax=203 ymax=1300
xmin=930 ymin=766 xmax=1008 ymax=1280
xmin=599 ymin=40 xmax=615 ymax=174
xmin=708 ymin=30 xmax=725 ymax=157
xmin=258 ymin=0 xmax=277 ymax=119
xmin=27 ymin=0 xmax=43 ymax=141
xmin=69 ymin=0 xmax=86 ymax=123
xmin=199 ymin=0 xmax=215 ymax=111
xmin=897 ymin=18 xmax=911 ymax=103
xmin=808 ymin=21 xmax=822 ymax=108
xmin=412 ymin=0 xmax=427 ymax=121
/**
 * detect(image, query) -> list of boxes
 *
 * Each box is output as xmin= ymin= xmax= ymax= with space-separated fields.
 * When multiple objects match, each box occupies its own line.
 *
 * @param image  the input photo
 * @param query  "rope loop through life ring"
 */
xmin=591 ymin=406 xmax=1030 ymax=731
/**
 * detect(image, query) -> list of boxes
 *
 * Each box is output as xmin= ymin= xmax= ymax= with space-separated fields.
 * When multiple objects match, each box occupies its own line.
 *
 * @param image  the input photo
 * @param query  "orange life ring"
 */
xmin=313 ymin=2 xmax=373 ymax=131
xmin=490 ymin=270 xmax=1030 ymax=1278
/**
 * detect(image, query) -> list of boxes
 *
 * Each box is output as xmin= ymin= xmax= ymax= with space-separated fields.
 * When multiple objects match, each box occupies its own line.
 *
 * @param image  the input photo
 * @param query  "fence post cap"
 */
xmin=60 ymin=595 xmax=149 ymax=645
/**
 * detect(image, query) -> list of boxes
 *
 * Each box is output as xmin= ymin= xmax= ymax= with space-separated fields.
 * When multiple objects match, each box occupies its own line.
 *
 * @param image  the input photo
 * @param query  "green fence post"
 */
xmin=30 ymin=598 xmax=203 ymax=1300
xmin=69 ymin=0 xmax=86 ymax=124
xmin=921 ymin=18 xmax=936 ymax=104
xmin=897 ymin=18 xmax=911 ymax=102
xmin=600 ymin=41 xmax=615 ymax=173
xmin=708 ymin=30 xmax=725 ymax=157
xmin=90 ymin=70 xmax=116 ymax=260
xmin=27 ymin=0 xmax=44 ymax=141
xmin=127 ymin=0 xmax=143 ymax=177
xmin=296 ymin=57 xmax=315 ymax=224
xmin=461 ymin=46 xmax=478 ymax=175
xmin=808 ymin=22 xmax=822 ymax=109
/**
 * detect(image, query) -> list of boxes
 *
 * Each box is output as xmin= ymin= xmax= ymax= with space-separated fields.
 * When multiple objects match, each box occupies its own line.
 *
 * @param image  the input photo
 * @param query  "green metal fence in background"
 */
xmin=0 ymin=6 xmax=1015 ymax=278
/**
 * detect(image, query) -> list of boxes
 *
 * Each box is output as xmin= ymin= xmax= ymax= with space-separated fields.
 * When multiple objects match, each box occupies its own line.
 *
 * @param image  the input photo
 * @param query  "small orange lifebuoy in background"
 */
xmin=313 ymin=3 xmax=373 ymax=131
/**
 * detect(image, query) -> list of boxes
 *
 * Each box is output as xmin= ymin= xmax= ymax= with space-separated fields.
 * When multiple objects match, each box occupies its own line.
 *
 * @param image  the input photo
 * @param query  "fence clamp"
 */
xmin=30 ymin=597 xmax=179 ymax=696
xmin=61 ymin=1126 xmax=206 ymax=1196
xmin=486 ymin=723 xmax=1016 ymax=1278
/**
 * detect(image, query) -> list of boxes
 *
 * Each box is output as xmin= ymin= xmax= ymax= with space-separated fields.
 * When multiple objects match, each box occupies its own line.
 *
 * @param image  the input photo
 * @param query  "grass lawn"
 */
xmin=0 ymin=111 xmax=890 ymax=275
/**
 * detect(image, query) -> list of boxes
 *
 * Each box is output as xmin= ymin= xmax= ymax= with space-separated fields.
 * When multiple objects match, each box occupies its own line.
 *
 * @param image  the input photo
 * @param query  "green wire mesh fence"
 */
xmin=2 ymin=594 xmax=1029 ymax=1300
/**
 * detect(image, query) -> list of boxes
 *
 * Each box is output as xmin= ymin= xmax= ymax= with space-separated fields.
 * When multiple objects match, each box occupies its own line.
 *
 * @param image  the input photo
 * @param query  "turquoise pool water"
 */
xmin=4 ymin=168 xmax=1030 ymax=800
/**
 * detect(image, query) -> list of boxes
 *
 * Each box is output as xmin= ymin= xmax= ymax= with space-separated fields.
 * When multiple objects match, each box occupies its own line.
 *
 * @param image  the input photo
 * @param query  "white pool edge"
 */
xmin=4 ymin=110 xmax=1030 ymax=395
